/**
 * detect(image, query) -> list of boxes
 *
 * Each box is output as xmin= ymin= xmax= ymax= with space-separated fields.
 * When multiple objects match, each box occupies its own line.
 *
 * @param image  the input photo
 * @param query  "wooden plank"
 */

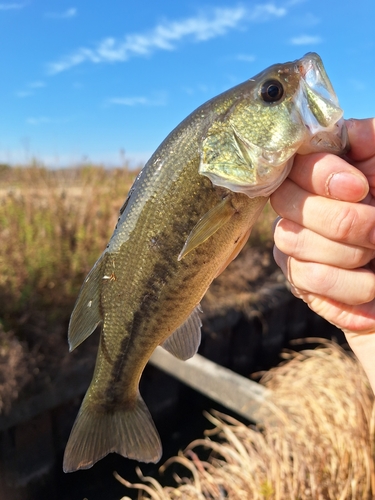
xmin=149 ymin=347 xmax=274 ymax=423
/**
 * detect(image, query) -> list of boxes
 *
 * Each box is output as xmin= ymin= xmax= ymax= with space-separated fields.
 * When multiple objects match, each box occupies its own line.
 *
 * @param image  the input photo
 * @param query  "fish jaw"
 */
xmin=294 ymin=52 xmax=349 ymax=155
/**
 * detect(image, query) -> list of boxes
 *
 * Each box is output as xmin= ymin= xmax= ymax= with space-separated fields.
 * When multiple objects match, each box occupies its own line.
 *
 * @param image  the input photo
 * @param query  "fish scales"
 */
xmin=64 ymin=53 xmax=349 ymax=472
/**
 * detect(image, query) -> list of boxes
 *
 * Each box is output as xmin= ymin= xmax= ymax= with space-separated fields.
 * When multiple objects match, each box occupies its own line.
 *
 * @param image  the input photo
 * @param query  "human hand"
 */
xmin=270 ymin=118 xmax=375 ymax=391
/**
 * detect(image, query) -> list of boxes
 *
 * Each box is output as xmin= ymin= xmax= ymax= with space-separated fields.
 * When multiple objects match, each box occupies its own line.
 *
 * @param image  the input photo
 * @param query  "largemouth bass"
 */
xmin=63 ymin=53 xmax=348 ymax=472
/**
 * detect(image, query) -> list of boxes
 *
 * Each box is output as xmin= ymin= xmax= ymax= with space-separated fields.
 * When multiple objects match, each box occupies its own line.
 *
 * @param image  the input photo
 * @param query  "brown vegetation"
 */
xmin=0 ymin=162 xmax=277 ymax=413
xmin=0 ymin=162 xmax=139 ymax=410
xmin=116 ymin=341 xmax=375 ymax=500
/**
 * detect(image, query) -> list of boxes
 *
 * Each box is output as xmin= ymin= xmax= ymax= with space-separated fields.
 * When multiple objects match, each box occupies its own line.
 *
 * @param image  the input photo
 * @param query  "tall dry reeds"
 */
xmin=0 ymin=163 xmax=138 ymax=326
xmin=116 ymin=341 xmax=375 ymax=499
xmin=0 ymin=161 xmax=276 ymax=332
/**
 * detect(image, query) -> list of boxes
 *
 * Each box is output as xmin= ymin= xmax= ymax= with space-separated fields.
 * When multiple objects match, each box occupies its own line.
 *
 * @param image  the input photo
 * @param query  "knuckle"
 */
xmin=274 ymin=219 xmax=301 ymax=256
xmin=358 ymin=274 xmax=375 ymax=304
xmin=350 ymin=247 xmax=375 ymax=268
xmin=303 ymin=262 xmax=337 ymax=294
xmin=329 ymin=205 xmax=359 ymax=242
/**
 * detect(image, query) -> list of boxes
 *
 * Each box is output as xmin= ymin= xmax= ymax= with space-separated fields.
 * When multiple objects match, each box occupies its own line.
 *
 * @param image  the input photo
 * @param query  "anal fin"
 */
xmin=161 ymin=305 xmax=202 ymax=360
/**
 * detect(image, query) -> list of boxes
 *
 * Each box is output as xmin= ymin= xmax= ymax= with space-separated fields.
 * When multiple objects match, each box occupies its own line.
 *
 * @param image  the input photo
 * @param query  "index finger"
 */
xmin=286 ymin=152 xmax=369 ymax=202
xmin=346 ymin=118 xmax=375 ymax=162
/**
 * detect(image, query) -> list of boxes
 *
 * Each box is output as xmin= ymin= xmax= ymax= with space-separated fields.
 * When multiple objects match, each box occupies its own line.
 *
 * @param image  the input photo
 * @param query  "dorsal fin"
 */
xmin=161 ymin=305 xmax=202 ymax=360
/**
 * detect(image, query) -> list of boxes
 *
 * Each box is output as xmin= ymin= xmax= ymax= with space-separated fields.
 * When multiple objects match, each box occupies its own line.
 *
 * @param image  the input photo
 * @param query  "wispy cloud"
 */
xmin=15 ymin=90 xmax=33 ymax=98
xmin=47 ymin=4 xmax=286 ymax=74
xmin=285 ymin=0 xmax=307 ymax=6
xmin=302 ymin=13 xmax=321 ymax=26
xmin=236 ymin=53 xmax=256 ymax=62
xmin=108 ymin=93 xmax=166 ymax=107
xmin=27 ymin=116 xmax=51 ymax=125
xmin=0 ymin=3 xmax=24 ymax=10
xmin=26 ymin=116 xmax=72 ymax=126
xmin=349 ymin=79 xmax=366 ymax=92
xmin=45 ymin=7 xmax=76 ymax=19
xmin=29 ymin=80 xmax=46 ymax=88
xmin=290 ymin=34 xmax=322 ymax=45
xmin=15 ymin=80 xmax=46 ymax=98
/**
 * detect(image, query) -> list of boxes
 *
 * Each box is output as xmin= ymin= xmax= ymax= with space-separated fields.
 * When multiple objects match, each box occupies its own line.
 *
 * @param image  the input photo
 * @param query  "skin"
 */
xmin=270 ymin=118 xmax=375 ymax=392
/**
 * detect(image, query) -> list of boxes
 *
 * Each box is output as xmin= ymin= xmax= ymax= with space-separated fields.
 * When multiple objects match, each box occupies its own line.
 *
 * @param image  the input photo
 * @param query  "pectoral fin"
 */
xmin=68 ymin=254 xmax=106 ymax=352
xmin=161 ymin=305 xmax=202 ymax=360
xmin=178 ymin=197 xmax=235 ymax=261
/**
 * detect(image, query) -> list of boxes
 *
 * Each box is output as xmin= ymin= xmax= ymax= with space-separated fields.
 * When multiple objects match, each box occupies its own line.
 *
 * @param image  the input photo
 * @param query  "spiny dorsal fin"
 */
xmin=68 ymin=254 xmax=106 ymax=352
xmin=161 ymin=305 xmax=202 ymax=360
xmin=178 ymin=197 xmax=235 ymax=261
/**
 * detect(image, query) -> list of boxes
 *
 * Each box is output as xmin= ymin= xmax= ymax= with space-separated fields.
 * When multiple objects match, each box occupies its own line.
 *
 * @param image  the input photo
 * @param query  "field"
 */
xmin=0 ymin=162 xmax=139 ymax=411
xmin=0 ymin=161 xmax=277 ymax=412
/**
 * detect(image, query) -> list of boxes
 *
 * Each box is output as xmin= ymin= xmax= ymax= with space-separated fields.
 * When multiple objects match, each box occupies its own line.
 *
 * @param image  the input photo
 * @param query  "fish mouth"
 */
xmin=296 ymin=52 xmax=350 ymax=155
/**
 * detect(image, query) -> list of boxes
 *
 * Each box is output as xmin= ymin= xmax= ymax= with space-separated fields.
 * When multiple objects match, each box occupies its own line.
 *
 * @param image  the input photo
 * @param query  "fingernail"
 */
xmin=272 ymin=216 xmax=282 ymax=234
xmin=326 ymin=171 xmax=369 ymax=201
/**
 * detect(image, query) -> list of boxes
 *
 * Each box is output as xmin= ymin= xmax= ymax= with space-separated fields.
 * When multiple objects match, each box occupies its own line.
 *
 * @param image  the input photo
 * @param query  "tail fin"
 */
xmin=63 ymin=393 xmax=162 ymax=472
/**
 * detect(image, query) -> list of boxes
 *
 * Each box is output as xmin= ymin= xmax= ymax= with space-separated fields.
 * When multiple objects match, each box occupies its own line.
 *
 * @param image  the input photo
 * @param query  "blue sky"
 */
xmin=0 ymin=0 xmax=374 ymax=167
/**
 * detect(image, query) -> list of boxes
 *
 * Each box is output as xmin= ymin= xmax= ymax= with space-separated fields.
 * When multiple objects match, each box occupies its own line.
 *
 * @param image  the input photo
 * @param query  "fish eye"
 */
xmin=260 ymin=80 xmax=284 ymax=103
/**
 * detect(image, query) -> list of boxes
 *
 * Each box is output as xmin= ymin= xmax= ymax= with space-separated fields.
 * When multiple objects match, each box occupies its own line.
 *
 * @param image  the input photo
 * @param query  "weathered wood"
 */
xmin=149 ymin=347 xmax=274 ymax=423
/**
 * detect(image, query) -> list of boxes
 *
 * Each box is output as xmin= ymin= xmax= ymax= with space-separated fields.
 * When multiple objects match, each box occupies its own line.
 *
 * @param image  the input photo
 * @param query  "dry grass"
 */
xmin=0 ymin=162 xmax=274 ymax=334
xmin=0 ymin=163 xmax=140 ymax=408
xmin=116 ymin=340 xmax=375 ymax=499
xmin=0 ymin=161 xmax=277 ymax=411
xmin=0 ymin=161 xmax=275 ymax=332
xmin=0 ymin=163 xmax=138 ymax=327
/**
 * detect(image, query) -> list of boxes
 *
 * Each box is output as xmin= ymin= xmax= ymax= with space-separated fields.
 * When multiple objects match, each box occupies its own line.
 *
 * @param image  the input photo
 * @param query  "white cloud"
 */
xmin=290 ymin=35 xmax=322 ymax=45
xmin=285 ymin=0 xmax=307 ymax=6
xmin=45 ymin=7 xmax=76 ymax=19
xmin=27 ymin=117 xmax=51 ymax=125
xmin=47 ymin=4 xmax=287 ymax=74
xmin=29 ymin=80 xmax=46 ymax=88
xmin=236 ymin=53 xmax=256 ymax=62
xmin=108 ymin=94 xmax=166 ymax=107
xmin=302 ymin=13 xmax=321 ymax=26
xmin=26 ymin=116 xmax=73 ymax=126
xmin=0 ymin=3 xmax=24 ymax=10
xmin=248 ymin=4 xmax=286 ymax=19
xmin=15 ymin=81 xmax=46 ymax=98
xmin=15 ymin=90 xmax=33 ymax=98
xmin=349 ymin=79 xmax=366 ymax=92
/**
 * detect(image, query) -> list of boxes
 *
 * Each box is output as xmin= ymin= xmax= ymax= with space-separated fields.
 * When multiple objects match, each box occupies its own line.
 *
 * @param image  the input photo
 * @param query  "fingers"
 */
xmin=274 ymin=218 xmax=375 ymax=269
xmin=271 ymin=178 xmax=375 ymax=250
xmin=286 ymin=152 xmax=369 ymax=202
xmin=273 ymin=246 xmax=375 ymax=306
xmin=344 ymin=330 xmax=375 ymax=394
xmin=346 ymin=118 xmax=375 ymax=162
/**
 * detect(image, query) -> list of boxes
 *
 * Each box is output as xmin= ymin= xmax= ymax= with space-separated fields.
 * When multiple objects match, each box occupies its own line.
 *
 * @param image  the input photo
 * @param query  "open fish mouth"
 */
xmin=296 ymin=52 xmax=349 ymax=155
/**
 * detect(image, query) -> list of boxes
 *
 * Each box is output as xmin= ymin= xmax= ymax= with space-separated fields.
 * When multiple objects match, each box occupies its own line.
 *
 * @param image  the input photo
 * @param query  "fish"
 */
xmin=63 ymin=52 xmax=348 ymax=472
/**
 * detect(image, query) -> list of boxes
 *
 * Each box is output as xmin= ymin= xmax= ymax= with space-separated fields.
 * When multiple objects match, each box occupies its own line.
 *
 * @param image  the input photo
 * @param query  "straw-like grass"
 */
xmin=0 ymin=161 xmax=276 ymax=335
xmin=116 ymin=340 xmax=375 ymax=499
xmin=0 ymin=161 xmax=277 ymax=411
xmin=0 ymin=163 xmax=138 ymax=326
